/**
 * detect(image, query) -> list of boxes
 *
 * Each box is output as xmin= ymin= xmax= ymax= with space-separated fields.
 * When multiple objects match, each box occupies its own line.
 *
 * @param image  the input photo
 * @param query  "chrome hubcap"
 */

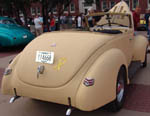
xmin=117 ymin=81 xmax=124 ymax=102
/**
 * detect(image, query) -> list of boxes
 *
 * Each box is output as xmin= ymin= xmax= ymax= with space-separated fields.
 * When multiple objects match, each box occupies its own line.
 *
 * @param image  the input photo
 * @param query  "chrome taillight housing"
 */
xmin=84 ymin=78 xmax=95 ymax=87
xmin=3 ymin=68 xmax=12 ymax=76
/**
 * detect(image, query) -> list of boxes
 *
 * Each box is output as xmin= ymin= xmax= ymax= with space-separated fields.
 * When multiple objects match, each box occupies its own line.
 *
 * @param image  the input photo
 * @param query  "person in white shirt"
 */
xmin=20 ymin=16 xmax=25 ymax=26
xmin=77 ymin=14 xmax=82 ymax=28
xmin=39 ymin=14 xmax=43 ymax=23
xmin=34 ymin=15 xmax=43 ymax=36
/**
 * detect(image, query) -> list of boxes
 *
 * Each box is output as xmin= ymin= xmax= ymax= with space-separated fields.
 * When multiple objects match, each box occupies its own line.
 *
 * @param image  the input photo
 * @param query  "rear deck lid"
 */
xmin=16 ymin=31 xmax=113 ymax=88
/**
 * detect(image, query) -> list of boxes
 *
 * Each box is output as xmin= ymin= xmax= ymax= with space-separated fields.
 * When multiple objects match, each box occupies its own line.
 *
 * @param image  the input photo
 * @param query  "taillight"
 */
xmin=83 ymin=78 xmax=95 ymax=87
xmin=3 ymin=68 xmax=12 ymax=76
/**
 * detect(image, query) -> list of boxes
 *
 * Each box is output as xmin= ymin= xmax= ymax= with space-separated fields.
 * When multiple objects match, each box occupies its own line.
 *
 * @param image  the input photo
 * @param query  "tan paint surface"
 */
xmin=1 ymin=1 xmax=148 ymax=111
xmin=16 ymin=32 xmax=113 ymax=88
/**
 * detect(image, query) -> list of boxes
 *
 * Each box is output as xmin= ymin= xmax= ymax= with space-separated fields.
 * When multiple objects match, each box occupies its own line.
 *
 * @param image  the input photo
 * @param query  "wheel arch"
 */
xmin=75 ymin=48 xmax=129 ymax=111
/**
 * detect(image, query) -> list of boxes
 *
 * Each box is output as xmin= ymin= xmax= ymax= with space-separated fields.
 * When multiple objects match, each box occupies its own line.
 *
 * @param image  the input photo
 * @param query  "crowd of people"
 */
xmin=14 ymin=5 xmax=150 ymax=44
xmin=16 ymin=7 xmax=101 ymax=37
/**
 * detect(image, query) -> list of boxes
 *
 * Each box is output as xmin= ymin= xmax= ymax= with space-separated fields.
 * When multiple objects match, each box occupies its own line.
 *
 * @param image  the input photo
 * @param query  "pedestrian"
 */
xmin=20 ymin=16 xmax=25 ymax=26
xmin=145 ymin=10 xmax=150 ymax=38
xmin=50 ymin=15 xmax=56 ymax=31
xmin=148 ymin=15 xmax=150 ymax=43
xmin=60 ymin=15 xmax=65 ymax=29
xmin=39 ymin=14 xmax=43 ymax=23
xmin=75 ymin=15 xmax=78 ymax=28
xmin=87 ymin=7 xmax=95 ymax=27
xmin=68 ymin=14 xmax=73 ymax=29
xmin=64 ymin=15 xmax=67 ymax=29
xmin=34 ymin=15 xmax=43 ymax=36
xmin=77 ymin=14 xmax=82 ymax=28
xmin=132 ymin=6 xmax=141 ymax=31
xmin=81 ymin=13 xmax=86 ymax=29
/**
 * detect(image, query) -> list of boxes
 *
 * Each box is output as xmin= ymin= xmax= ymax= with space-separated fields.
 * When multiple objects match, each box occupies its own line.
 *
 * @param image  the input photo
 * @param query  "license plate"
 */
xmin=36 ymin=51 xmax=54 ymax=64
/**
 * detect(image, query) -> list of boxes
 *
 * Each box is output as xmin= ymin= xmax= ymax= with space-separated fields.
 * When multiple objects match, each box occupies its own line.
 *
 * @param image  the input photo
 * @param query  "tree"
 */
xmin=1 ymin=0 xmax=13 ymax=17
xmin=13 ymin=0 xmax=31 ymax=27
xmin=1 ymin=0 xmax=31 ymax=27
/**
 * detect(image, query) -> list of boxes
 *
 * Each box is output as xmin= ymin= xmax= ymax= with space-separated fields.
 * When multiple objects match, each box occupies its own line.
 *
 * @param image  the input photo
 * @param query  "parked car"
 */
xmin=1 ymin=1 xmax=148 ymax=116
xmin=0 ymin=16 xmax=35 ymax=48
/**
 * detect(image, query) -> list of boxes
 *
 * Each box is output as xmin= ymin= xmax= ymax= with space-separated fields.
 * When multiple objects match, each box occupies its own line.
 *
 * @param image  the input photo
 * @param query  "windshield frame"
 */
xmin=84 ymin=12 xmax=132 ymax=31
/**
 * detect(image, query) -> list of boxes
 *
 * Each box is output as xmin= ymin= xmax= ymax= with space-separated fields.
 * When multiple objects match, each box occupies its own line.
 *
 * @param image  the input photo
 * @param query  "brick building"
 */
xmin=99 ymin=0 xmax=150 ymax=13
xmin=0 ymin=0 xmax=150 ymax=17
xmin=78 ymin=0 xmax=150 ymax=14
xmin=30 ymin=0 xmax=80 ymax=17
xmin=29 ymin=0 xmax=150 ymax=17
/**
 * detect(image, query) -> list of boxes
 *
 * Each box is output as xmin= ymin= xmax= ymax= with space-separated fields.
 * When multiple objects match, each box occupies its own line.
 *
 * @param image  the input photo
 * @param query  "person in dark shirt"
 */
xmin=132 ymin=6 xmax=141 ymax=31
xmin=145 ymin=10 xmax=150 ymax=37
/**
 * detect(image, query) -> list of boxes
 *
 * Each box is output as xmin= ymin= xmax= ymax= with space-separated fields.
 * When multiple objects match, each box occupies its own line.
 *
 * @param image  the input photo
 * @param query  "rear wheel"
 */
xmin=108 ymin=67 xmax=127 ymax=112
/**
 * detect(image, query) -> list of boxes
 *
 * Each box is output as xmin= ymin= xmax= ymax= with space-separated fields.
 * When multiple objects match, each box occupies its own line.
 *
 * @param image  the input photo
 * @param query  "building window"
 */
xmin=53 ymin=7 xmax=57 ymax=13
xmin=31 ymin=7 xmax=36 ymax=15
xmin=84 ymin=2 xmax=93 ymax=7
xmin=36 ymin=7 xmax=41 ymax=15
xmin=19 ymin=10 xmax=23 ymax=16
xmin=110 ymin=1 xmax=115 ymax=8
xmin=102 ymin=1 xmax=107 ymax=11
xmin=70 ymin=3 xmax=75 ymax=12
xmin=64 ymin=5 xmax=68 ymax=13
xmin=132 ymin=0 xmax=139 ymax=9
xmin=125 ymin=0 xmax=130 ymax=8
xmin=148 ymin=0 xmax=150 ymax=9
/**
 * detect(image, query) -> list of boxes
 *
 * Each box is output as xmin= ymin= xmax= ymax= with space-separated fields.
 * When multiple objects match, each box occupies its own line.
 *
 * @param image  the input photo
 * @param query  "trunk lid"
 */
xmin=16 ymin=31 xmax=113 ymax=88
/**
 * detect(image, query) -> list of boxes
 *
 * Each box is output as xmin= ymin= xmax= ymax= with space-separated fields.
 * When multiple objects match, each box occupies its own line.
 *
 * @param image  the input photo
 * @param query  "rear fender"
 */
xmin=1 ymin=53 xmax=21 ymax=95
xmin=133 ymin=35 xmax=148 ymax=62
xmin=75 ymin=48 xmax=128 ymax=111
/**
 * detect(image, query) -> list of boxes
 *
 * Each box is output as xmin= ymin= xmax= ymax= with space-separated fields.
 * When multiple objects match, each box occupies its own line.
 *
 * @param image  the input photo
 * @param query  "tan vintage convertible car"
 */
xmin=1 ymin=1 xmax=148 ymax=115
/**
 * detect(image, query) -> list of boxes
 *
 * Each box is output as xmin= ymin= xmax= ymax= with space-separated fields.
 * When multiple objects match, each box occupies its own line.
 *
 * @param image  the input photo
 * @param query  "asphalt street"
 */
xmin=0 ymin=31 xmax=150 ymax=116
